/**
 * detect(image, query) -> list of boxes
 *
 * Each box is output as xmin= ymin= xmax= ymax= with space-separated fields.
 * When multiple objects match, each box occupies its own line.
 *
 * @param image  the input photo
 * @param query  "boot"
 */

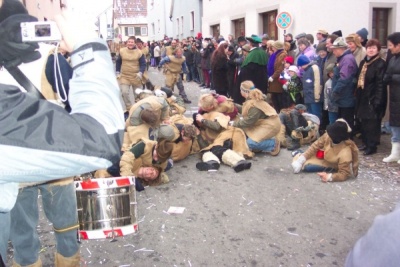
xmin=196 ymin=152 xmax=220 ymax=171
xmin=383 ymin=142 xmax=400 ymax=163
xmin=269 ymin=139 xmax=281 ymax=156
xmin=13 ymin=259 xmax=42 ymax=267
xmin=182 ymin=96 xmax=192 ymax=104
xmin=55 ymin=251 xmax=80 ymax=267
xmin=287 ymin=138 xmax=300 ymax=151
xmin=221 ymin=149 xmax=251 ymax=172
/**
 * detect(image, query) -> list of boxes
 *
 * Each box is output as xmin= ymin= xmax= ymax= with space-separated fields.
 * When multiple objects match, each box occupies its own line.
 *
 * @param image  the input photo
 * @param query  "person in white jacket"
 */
xmin=0 ymin=6 xmax=124 ymax=265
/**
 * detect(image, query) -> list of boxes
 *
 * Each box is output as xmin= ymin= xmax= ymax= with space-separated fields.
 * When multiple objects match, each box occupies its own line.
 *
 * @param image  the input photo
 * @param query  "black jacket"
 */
xmin=355 ymin=55 xmax=387 ymax=119
xmin=384 ymin=53 xmax=400 ymax=126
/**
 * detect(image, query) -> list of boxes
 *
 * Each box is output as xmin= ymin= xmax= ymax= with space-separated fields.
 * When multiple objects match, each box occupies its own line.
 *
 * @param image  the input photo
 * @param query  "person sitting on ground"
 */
xmin=198 ymin=93 xmax=239 ymax=120
xmin=291 ymin=118 xmax=359 ymax=182
xmin=193 ymin=110 xmax=253 ymax=172
xmin=232 ymin=81 xmax=281 ymax=155
xmin=278 ymin=104 xmax=309 ymax=150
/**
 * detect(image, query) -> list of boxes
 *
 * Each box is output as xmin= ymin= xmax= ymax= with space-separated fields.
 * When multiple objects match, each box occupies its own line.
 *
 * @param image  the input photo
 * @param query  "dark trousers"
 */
xmin=338 ymin=107 xmax=355 ymax=137
xmin=271 ymin=92 xmax=289 ymax=113
xmin=360 ymin=117 xmax=382 ymax=149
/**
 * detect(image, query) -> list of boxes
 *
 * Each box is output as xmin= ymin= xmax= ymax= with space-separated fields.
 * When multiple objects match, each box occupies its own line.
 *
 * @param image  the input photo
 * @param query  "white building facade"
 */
xmin=202 ymin=0 xmax=399 ymax=45
xmin=147 ymin=0 xmax=203 ymax=41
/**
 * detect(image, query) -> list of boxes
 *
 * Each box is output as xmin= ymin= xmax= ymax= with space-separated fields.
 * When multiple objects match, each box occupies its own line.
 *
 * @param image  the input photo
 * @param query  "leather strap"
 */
xmin=4 ymin=64 xmax=45 ymax=99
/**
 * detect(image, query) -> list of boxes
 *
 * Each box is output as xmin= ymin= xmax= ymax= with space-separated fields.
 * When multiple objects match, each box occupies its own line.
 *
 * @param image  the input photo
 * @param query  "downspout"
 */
xmin=169 ymin=0 xmax=174 ymax=21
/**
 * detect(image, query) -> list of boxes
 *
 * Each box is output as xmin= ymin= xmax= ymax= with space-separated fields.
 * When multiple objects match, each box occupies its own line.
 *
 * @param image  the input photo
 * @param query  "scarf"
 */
xmin=267 ymin=49 xmax=283 ymax=77
xmin=357 ymin=54 xmax=380 ymax=89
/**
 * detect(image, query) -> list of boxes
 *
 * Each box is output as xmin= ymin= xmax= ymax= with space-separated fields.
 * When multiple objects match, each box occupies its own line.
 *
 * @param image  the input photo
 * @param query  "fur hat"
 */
xmin=316 ymin=42 xmax=327 ymax=52
xmin=356 ymin=28 xmax=368 ymax=41
xmin=327 ymin=118 xmax=351 ymax=144
xmin=317 ymin=29 xmax=329 ymax=35
xmin=156 ymin=139 xmax=173 ymax=162
xmin=240 ymin=80 xmax=257 ymax=93
xmin=297 ymin=55 xmax=311 ymax=67
xmin=182 ymin=124 xmax=197 ymax=139
xmin=332 ymin=30 xmax=343 ymax=37
xmin=345 ymin=33 xmax=362 ymax=48
xmin=272 ymin=40 xmax=284 ymax=50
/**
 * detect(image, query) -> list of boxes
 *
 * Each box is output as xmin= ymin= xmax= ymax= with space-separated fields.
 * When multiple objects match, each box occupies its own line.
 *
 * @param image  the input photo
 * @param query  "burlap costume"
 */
xmin=239 ymin=99 xmax=281 ymax=142
xmin=196 ymin=111 xmax=253 ymax=158
xmin=297 ymin=133 xmax=359 ymax=181
xmin=164 ymin=55 xmax=186 ymax=90
xmin=125 ymin=95 xmax=170 ymax=128
xmin=168 ymin=115 xmax=197 ymax=161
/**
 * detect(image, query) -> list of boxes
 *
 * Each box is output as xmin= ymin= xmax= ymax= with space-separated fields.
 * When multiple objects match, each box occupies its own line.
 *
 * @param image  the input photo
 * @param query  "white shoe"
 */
xmin=383 ymin=142 xmax=400 ymax=163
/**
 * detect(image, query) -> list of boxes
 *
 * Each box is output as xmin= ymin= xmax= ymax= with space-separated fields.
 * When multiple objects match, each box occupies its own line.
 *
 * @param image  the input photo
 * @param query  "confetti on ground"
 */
xmin=86 ymin=248 xmax=91 ymax=255
xmin=167 ymin=206 xmax=186 ymax=214
xmin=287 ymin=231 xmax=299 ymax=236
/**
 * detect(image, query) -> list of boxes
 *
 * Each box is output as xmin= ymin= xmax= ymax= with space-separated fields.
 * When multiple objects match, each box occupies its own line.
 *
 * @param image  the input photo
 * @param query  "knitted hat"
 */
xmin=295 ymin=104 xmax=307 ymax=111
xmin=345 ymin=33 xmax=362 ymax=48
xmin=295 ymin=32 xmax=307 ymax=39
xmin=156 ymin=139 xmax=173 ymax=162
xmin=288 ymin=65 xmax=300 ymax=75
xmin=332 ymin=30 xmax=343 ymax=37
xmin=157 ymin=125 xmax=175 ymax=141
xmin=316 ymin=42 xmax=327 ymax=52
xmin=240 ymin=80 xmax=256 ymax=93
xmin=272 ymin=40 xmax=284 ymax=50
xmin=196 ymin=32 xmax=203 ymax=39
xmin=297 ymin=55 xmax=311 ymax=67
xmin=326 ymin=118 xmax=351 ymax=144
xmin=356 ymin=28 xmax=368 ymax=40
xmin=285 ymin=56 xmax=294 ymax=65
xmin=330 ymin=37 xmax=347 ymax=49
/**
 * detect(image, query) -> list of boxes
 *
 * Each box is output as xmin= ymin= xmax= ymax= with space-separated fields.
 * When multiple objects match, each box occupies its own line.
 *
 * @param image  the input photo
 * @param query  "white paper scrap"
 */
xmin=167 ymin=206 xmax=186 ymax=214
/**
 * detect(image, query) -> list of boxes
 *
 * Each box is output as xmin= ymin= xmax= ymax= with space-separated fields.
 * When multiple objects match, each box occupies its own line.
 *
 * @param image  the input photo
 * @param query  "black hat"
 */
xmin=332 ymin=30 xmax=343 ymax=37
xmin=326 ymin=119 xmax=351 ymax=144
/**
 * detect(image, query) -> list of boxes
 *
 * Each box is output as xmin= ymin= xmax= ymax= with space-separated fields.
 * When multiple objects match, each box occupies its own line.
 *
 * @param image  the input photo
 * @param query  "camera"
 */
xmin=21 ymin=21 xmax=61 ymax=42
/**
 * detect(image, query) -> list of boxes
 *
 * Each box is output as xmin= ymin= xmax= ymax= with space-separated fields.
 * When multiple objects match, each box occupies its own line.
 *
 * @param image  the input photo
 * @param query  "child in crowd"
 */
xmin=323 ymin=63 xmax=339 ymax=124
xmin=283 ymin=65 xmax=303 ymax=106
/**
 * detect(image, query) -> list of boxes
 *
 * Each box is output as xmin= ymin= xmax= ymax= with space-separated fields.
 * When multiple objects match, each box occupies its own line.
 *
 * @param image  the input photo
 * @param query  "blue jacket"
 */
xmin=301 ymin=64 xmax=321 ymax=104
xmin=331 ymin=50 xmax=358 ymax=108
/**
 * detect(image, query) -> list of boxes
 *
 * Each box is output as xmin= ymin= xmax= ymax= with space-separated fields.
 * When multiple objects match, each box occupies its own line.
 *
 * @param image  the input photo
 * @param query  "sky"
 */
xmin=67 ymin=0 xmax=113 ymax=23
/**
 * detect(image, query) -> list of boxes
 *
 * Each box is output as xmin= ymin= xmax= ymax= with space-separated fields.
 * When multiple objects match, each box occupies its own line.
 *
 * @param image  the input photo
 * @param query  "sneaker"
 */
xmin=269 ymin=140 xmax=280 ymax=156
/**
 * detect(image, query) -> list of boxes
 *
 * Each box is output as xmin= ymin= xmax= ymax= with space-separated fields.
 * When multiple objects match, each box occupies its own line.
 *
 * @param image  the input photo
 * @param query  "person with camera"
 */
xmin=0 ymin=1 xmax=125 ymax=265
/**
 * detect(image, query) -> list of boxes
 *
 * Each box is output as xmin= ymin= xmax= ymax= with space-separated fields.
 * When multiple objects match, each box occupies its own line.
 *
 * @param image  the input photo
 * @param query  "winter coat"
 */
xmin=331 ymin=50 xmax=358 ymax=108
xmin=301 ymin=64 xmax=321 ymax=104
xmin=268 ymin=50 xmax=288 ymax=93
xmin=211 ymin=54 xmax=228 ymax=95
xmin=355 ymin=55 xmax=387 ymax=120
xmin=201 ymin=47 xmax=213 ymax=70
xmin=384 ymin=52 xmax=400 ymax=127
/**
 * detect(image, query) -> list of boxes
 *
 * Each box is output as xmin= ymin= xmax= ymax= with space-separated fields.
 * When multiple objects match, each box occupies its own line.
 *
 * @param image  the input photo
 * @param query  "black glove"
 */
xmin=0 ymin=14 xmax=41 ymax=67
xmin=135 ymin=178 xmax=145 ymax=192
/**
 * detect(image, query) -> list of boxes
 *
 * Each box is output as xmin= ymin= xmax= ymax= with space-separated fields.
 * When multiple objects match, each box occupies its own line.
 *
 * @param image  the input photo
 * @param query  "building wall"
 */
xmin=202 ymin=0 xmax=399 ymax=42
xmin=147 ymin=0 xmax=202 ymax=41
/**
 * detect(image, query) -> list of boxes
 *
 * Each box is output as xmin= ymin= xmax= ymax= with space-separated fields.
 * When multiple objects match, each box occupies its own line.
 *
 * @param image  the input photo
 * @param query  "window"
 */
xmin=372 ymin=8 xmax=389 ymax=46
xmin=261 ymin=10 xmax=278 ymax=40
xmin=211 ymin=24 xmax=220 ymax=40
xmin=128 ymin=27 xmax=134 ymax=36
xmin=233 ymin=18 xmax=245 ymax=38
xmin=134 ymin=27 xmax=141 ymax=36
xmin=151 ymin=23 xmax=155 ymax=35
xmin=190 ymin=11 xmax=194 ymax=31
xmin=141 ymin=26 xmax=148 ymax=36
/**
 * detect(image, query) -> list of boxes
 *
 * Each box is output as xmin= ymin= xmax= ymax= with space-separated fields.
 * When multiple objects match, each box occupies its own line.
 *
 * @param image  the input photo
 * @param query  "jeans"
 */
xmin=10 ymin=182 xmax=79 ymax=265
xmin=303 ymin=164 xmax=336 ymax=173
xmin=306 ymin=103 xmax=322 ymax=121
xmin=247 ymin=137 xmax=276 ymax=152
xmin=328 ymin=111 xmax=339 ymax=125
xmin=391 ymin=126 xmax=400 ymax=143
xmin=0 ymin=212 xmax=10 ymax=264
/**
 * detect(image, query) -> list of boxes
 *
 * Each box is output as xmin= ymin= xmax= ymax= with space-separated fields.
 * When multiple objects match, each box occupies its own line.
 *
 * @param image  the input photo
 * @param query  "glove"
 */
xmin=291 ymin=155 xmax=306 ymax=174
xmin=0 ymin=14 xmax=41 ymax=67
xmin=137 ymin=72 xmax=143 ymax=80
xmin=282 ymin=84 xmax=288 ymax=91
xmin=268 ymin=77 xmax=274 ymax=83
xmin=116 ymin=71 xmax=120 ymax=79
